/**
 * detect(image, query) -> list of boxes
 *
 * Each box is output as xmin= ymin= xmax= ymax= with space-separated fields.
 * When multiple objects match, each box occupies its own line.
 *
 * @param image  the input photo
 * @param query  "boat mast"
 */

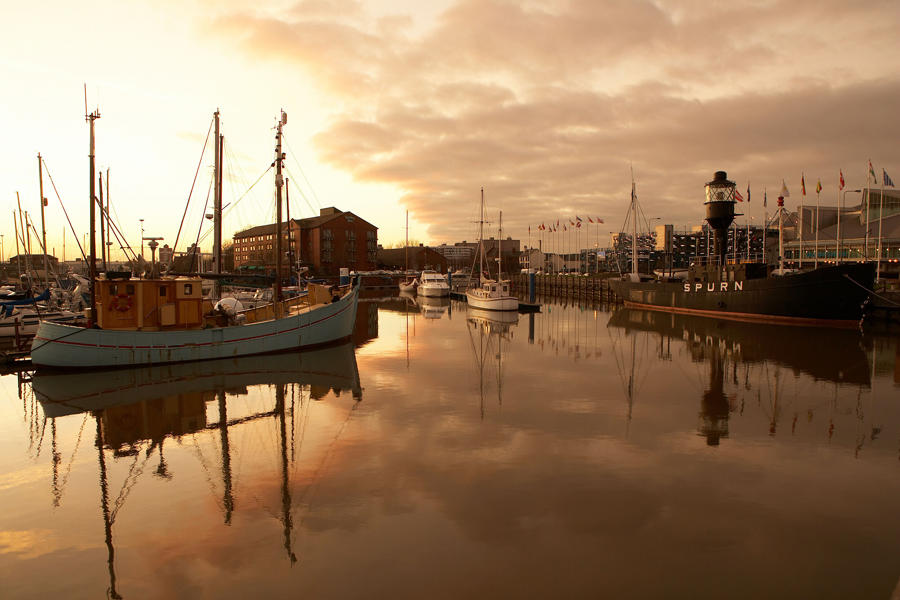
xmin=37 ymin=153 xmax=49 ymax=286
xmin=479 ymin=187 xmax=486 ymax=282
xmin=631 ymin=172 xmax=637 ymax=276
xmin=86 ymin=89 xmax=100 ymax=327
xmin=213 ymin=110 xmax=223 ymax=298
xmin=273 ymin=110 xmax=287 ymax=311
xmin=498 ymin=210 xmax=503 ymax=281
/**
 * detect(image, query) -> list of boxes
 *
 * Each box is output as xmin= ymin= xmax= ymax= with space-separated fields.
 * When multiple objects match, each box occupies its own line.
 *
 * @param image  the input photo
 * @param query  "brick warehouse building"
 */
xmin=233 ymin=207 xmax=377 ymax=276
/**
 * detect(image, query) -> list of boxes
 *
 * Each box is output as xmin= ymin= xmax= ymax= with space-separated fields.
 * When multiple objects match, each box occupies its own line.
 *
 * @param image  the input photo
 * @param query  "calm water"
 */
xmin=1 ymin=296 xmax=899 ymax=599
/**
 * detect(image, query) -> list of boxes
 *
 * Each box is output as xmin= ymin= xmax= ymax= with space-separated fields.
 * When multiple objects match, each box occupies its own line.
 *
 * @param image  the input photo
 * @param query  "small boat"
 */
xmin=417 ymin=270 xmax=449 ymax=297
xmin=465 ymin=189 xmax=518 ymax=311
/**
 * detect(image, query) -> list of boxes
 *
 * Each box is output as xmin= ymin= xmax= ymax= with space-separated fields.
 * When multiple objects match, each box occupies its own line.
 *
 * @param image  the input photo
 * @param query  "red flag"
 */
xmin=597 ymin=217 xmax=604 ymax=224
xmin=563 ymin=225 xmax=567 ymax=231
xmin=576 ymin=221 xmax=582 ymax=228
xmin=556 ymin=219 xmax=559 ymax=227
xmin=734 ymin=189 xmax=744 ymax=202
xmin=839 ymin=170 xmax=845 ymax=190
xmin=588 ymin=216 xmax=594 ymax=223
xmin=801 ymin=173 xmax=806 ymax=196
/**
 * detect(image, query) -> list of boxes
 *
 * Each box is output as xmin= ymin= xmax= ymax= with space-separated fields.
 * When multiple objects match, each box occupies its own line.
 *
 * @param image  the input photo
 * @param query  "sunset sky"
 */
xmin=2 ymin=0 xmax=899 ymax=260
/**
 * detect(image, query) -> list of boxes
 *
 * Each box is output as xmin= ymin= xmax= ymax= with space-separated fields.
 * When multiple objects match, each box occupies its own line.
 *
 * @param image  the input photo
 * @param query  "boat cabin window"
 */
xmin=184 ymin=283 xmax=193 ymax=295
xmin=110 ymin=284 xmax=118 ymax=295
xmin=160 ymin=287 xmax=167 ymax=297
xmin=126 ymin=284 xmax=135 ymax=295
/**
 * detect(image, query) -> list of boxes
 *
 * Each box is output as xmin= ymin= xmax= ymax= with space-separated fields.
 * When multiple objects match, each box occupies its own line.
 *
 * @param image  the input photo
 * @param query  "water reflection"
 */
xmin=30 ymin=343 xmax=361 ymax=599
xmin=466 ymin=307 xmax=518 ymax=418
xmin=606 ymin=307 xmax=877 ymax=446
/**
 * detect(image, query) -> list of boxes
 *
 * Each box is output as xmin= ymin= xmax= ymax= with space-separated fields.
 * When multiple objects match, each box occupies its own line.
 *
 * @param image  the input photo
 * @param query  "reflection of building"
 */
xmin=698 ymin=349 xmax=729 ymax=446
xmin=102 ymin=393 xmax=208 ymax=451
xmin=233 ymin=207 xmax=377 ymax=276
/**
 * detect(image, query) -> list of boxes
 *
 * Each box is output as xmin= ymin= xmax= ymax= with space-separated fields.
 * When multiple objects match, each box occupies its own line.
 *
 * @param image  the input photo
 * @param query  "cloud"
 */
xmin=209 ymin=0 xmax=900 ymax=242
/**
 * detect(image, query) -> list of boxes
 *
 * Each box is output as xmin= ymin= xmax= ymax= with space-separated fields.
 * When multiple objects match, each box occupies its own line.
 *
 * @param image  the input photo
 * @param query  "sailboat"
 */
xmin=398 ymin=210 xmax=417 ymax=293
xmin=466 ymin=189 xmax=518 ymax=311
xmin=31 ymin=108 xmax=359 ymax=369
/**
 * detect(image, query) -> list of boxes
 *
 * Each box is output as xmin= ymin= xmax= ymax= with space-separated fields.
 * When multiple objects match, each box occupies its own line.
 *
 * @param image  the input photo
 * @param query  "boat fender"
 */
xmin=109 ymin=293 xmax=133 ymax=312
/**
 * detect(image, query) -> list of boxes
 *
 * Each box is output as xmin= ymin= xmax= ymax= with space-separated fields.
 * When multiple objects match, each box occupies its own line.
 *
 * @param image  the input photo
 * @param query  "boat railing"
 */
xmin=689 ymin=253 xmax=768 ymax=267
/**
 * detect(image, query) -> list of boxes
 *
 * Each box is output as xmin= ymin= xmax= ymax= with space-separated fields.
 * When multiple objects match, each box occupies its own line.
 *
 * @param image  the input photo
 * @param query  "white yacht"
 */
xmin=465 ymin=189 xmax=518 ymax=312
xmin=417 ymin=270 xmax=449 ymax=297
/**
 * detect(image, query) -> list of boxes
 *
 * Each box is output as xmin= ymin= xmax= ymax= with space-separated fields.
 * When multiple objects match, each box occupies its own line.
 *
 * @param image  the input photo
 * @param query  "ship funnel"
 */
xmin=704 ymin=170 xmax=736 ymax=266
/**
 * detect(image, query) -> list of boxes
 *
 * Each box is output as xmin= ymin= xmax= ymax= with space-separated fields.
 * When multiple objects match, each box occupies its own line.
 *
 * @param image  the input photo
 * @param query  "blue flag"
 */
xmin=884 ymin=169 xmax=895 ymax=187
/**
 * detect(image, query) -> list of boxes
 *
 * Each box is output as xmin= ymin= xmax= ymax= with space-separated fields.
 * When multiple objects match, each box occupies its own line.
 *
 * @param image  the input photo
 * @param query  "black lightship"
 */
xmin=609 ymin=171 xmax=875 ymax=327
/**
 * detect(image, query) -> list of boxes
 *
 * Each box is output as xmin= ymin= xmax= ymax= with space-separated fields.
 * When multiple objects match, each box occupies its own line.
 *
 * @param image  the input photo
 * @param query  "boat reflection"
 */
xmin=607 ymin=307 xmax=871 ymax=446
xmin=466 ymin=307 xmax=518 ymax=418
xmin=416 ymin=295 xmax=450 ymax=319
xmin=32 ymin=342 xmax=362 ymax=599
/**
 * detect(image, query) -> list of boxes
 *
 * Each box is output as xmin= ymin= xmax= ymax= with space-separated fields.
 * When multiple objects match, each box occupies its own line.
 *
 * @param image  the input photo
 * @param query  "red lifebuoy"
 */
xmin=108 ymin=293 xmax=133 ymax=312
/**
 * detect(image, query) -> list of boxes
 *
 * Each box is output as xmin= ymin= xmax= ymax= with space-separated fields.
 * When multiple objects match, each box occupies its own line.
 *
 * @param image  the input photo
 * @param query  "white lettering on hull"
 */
xmin=682 ymin=281 xmax=744 ymax=293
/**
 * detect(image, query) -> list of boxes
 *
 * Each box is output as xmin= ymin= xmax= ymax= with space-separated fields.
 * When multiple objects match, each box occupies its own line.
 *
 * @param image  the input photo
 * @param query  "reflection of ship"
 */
xmin=608 ymin=306 xmax=870 ymax=445
xmin=417 ymin=295 xmax=450 ymax=319
xmin=35 ymin=342 xmax=362 ymax=417
xmin=466 ymin=307 xmax=518 ymax=417
xmin=32 ymin=342 xmax=362 ymax=598
xmin=607 ymin=307 xmax=869 ymax=386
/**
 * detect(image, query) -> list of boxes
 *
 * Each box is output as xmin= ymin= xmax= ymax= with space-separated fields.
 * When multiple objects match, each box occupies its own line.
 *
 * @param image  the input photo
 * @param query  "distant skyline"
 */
xmin=2 ymin=0 xmax=899 ymax=260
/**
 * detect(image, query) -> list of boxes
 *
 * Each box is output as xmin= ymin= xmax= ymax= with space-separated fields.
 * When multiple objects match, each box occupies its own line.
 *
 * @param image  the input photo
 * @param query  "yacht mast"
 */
xmin=631 ymin=173 xmax=638 ymax=276
xmin=498 ymin=210 xmax=503 ymax=281
xmin=37 ymin=153 xmax=49 ymax=285
xmin=479 ymin=187 xmax=486 ymax=282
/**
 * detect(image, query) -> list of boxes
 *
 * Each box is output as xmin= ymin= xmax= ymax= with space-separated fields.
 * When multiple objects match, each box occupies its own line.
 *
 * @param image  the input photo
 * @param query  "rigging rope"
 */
xmin=173 ymin=117 xmax=213 ymax=256
xmin=41 ymin=159 xmax=87 ymax=261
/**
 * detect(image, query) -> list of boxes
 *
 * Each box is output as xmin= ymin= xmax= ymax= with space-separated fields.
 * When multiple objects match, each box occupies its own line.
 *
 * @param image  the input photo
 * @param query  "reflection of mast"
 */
xmin=699 ymin=345 xmax=730 ymax=446
xmin=218 ymin=391 xmax=234 ymax=524
xmin=95 ymin=414 xmax=122 ymax=600
xmin=276 ymin=384 xmax=297 ymax=564
xmin=51 ymin=419 xmax=61 ymax=507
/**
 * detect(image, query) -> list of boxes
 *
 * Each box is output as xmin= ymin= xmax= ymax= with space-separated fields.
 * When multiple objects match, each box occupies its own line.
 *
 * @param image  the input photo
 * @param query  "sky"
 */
xmin=1 ymin=0 xmax=899 ymax=261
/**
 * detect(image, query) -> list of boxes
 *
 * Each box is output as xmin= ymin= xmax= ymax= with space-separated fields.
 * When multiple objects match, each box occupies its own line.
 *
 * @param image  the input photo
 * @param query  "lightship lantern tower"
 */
xmin=704 ymin=171 xmax=737 ymax=267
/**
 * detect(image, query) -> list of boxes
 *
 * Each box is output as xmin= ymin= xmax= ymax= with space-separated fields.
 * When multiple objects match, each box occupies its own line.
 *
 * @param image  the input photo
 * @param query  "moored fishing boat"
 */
xmin=609 ymin=171 xmax=874 ymax=326
xmin=31 ymin=108 xmax=359 ymax=369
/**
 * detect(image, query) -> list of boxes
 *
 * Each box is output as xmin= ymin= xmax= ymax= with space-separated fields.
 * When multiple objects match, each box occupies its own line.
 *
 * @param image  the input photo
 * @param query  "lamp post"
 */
xmin=139 ymin=219 xmax=145 ymax=260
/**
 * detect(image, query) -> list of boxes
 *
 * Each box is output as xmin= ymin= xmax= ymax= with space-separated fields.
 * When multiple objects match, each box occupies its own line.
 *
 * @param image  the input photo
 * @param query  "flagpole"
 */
xmin=877 ymin=177 xmax=885 ymax=283
xmin=814 ymin=186 xmax=820 ymax=268
xmin=763 ymin=188 xmax=768 ymax=264
xmin=799 ymin=174 xmax=804 ymax=269
xmin=865 ymin=161 xmax=871 ymax=260
xmin=836 ymin=177 xmax=842 ymax=264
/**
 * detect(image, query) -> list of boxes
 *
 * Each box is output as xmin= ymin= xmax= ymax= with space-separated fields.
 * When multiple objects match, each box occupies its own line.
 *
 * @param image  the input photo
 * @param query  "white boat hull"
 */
xmin=466 ymin=290 xmax=518 ymax=311
xmin=418 ymin=284 xmax=449 ymax=297
xmin=31 ymin=284 xmax=359 ymax=369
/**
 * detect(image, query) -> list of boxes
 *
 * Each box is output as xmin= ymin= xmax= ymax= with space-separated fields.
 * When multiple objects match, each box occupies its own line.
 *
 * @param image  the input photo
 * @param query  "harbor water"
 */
xmin=1 ymin=296 xmax=899 ymax=598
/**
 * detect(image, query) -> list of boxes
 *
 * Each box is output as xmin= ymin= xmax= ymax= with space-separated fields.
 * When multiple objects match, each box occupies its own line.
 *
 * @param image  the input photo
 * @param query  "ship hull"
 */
xmin=609 ymin=263 xmax=875 ymax=327
xmin=30 ymin=283 xmax=359 ymax=369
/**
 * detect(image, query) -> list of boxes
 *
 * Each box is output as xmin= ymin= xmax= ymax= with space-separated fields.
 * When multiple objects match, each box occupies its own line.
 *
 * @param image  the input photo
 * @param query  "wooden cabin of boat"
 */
xmin=96 ymin=276 xmax=205 ymax=331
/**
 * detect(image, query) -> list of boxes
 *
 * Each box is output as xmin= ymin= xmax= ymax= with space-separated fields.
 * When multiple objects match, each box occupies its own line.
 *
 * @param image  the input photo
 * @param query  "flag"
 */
xmin=839 ymin=170 xmax=845 ymax=190
xmin=576 ymin=221 xmax=582 ymax=228
xmin=747 ymin=184 xmax=751 ymax=204
xmin=801 ymin=173 xmax=806 ymax=196
xmin=764 ymin=188 xmax=767 ymax=207
xmin=816 ymin=179 xmax=822 ymax=194
xmin=576 ymin=216 xmax=583 ymax=222
xmin=569 ymin=220 xmax=575 ymax=226
xmin=556 ymin=219 xmax=559 ymax=227
xmin=563 ymin=225 xmax=567 ymax=231
xmin=868 ymin=159 xmax=877 ymax=183
xmin=588 ymin=216 xmax=594 ymax=223
xmin=780 ymin=180 xmax=790 ymax=198
xmin=734 ymin=189 xmax=744 ymax=202
xmin=597 ymin=217 xmax=604 ymax=223
xmin=884 ymin=169 xmax=895 ymax=187
xmin=529 ymin=225 xmax=531 ymax=234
